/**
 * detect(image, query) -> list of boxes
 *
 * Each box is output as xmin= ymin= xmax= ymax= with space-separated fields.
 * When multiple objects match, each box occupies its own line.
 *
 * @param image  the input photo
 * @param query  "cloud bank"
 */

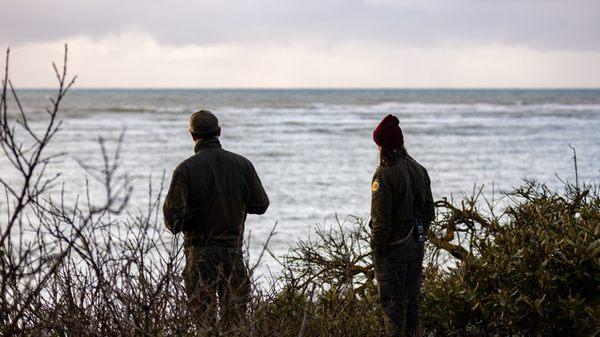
xmin=2 ymin=0 xmax=599 ymax=87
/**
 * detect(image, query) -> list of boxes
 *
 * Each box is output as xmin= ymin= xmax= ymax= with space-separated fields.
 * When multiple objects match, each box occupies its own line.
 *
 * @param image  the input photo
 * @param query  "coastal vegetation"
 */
xmin=1 ymin=48 xmax=598 ymax=337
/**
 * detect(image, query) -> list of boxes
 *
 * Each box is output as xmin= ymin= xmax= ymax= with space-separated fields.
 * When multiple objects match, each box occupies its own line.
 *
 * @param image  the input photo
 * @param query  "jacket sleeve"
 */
xmin=246 ymin=162 xmax=269 ymax=215
xmin=370 ymin=171 xmax=393 ymax=252
xmin=423 ymin=169 xmax=435 ymax=229
xmin=163 ymin=165 xmax=189 ymax=234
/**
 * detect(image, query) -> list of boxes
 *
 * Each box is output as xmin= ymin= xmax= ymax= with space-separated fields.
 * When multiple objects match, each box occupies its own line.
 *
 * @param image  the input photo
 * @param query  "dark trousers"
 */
xmin=374 ymin=241 xmax=425 ymax=337
xmin=183 ymin=245 xmax=250 ymax=335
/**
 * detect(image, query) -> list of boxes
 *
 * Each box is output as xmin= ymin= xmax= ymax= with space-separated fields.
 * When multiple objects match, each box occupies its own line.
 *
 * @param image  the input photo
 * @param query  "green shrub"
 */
xmin=421 ymin=181 xmax=600 ymax=336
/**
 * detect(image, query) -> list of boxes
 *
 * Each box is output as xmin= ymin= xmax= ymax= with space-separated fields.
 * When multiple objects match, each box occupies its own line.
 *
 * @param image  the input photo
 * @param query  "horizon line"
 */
xmin=13 ymin=86 xmax=600 ymax=91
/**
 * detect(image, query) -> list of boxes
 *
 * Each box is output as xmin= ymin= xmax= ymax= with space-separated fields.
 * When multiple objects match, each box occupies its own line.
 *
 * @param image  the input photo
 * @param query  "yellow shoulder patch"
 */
xmin=372 ymin=179 xmax=380 ymax=193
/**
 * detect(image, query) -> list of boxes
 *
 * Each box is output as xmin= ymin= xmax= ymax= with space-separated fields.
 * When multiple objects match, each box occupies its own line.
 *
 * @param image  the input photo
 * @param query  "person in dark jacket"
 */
xmin=370 ymin=114 xmax=435 ymax=337
xmin=163 ymin=110 xmax=269 ymax=334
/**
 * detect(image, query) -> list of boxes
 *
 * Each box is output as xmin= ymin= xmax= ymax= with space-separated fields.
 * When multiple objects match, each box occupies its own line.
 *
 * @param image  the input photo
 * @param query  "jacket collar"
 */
xmin=194 ymin=137 xmax=222 ymax=153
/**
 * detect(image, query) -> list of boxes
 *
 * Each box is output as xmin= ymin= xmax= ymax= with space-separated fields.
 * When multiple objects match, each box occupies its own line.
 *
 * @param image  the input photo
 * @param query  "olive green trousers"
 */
xmin=374 ymin=240 xmax=425 ymax=337
xmin=183 ymin=245 xmax=250 ymax=335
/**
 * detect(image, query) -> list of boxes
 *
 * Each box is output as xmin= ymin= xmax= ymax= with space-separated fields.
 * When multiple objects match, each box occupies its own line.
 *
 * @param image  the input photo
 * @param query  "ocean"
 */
xmin=2 ymin=89 xmax=599 ymax=261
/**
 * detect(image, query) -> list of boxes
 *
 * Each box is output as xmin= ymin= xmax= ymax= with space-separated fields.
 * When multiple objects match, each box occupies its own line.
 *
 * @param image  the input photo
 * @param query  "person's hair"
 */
xmin=379 ymin=145 xmax=410 ymax=167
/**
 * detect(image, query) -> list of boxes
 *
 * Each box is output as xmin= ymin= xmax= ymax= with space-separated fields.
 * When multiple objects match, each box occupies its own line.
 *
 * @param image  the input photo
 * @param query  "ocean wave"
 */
xmin=73 ymin=106 xmax=188 ymax=113
xmin=61 ymin=99 xmax=600 ymax=116
xmin=217 ymin=102 xmax=600 ymax=115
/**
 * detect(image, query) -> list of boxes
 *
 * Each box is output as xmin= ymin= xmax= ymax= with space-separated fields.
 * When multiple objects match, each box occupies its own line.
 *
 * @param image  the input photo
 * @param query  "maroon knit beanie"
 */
xmin=373 ymin=114 xmax=404 ymax=148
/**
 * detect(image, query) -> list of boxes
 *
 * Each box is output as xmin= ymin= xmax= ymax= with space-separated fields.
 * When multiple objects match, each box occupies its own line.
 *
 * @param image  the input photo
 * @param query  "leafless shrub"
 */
xmin=0 ymin=46 xmax=308 ymax=337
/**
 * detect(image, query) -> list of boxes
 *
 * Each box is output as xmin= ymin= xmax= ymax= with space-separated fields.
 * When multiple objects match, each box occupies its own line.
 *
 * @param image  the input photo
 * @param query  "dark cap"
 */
xmin=373 ymin=114 xmax=404 ymax=148
xmin=189 ymin=110 xmax=221 ymax=137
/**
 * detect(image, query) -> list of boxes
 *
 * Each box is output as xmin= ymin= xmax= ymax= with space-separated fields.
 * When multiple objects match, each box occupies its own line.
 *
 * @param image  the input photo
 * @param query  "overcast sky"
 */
xmin=2 ymin=0 xmax=600 ymax=88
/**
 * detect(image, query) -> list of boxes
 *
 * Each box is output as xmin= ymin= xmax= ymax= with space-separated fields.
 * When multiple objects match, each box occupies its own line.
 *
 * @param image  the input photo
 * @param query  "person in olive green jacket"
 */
xmin=370 ymin=114 xmax=435 ymax=337
xmin=163 ymin=110 xmax=269 ymax=334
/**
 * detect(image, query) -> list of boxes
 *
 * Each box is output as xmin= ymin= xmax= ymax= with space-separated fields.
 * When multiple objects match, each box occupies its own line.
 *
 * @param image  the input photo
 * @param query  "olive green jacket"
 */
xmin=163 ymin=137 xmax=269 ymax=247
xmin=370 ymin=155 xmax=434 ymax=253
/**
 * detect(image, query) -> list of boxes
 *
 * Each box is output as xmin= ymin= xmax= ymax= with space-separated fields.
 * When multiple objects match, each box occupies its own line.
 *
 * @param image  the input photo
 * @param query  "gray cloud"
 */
xmin=1 ymin=0 xmax=599 ymax=50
